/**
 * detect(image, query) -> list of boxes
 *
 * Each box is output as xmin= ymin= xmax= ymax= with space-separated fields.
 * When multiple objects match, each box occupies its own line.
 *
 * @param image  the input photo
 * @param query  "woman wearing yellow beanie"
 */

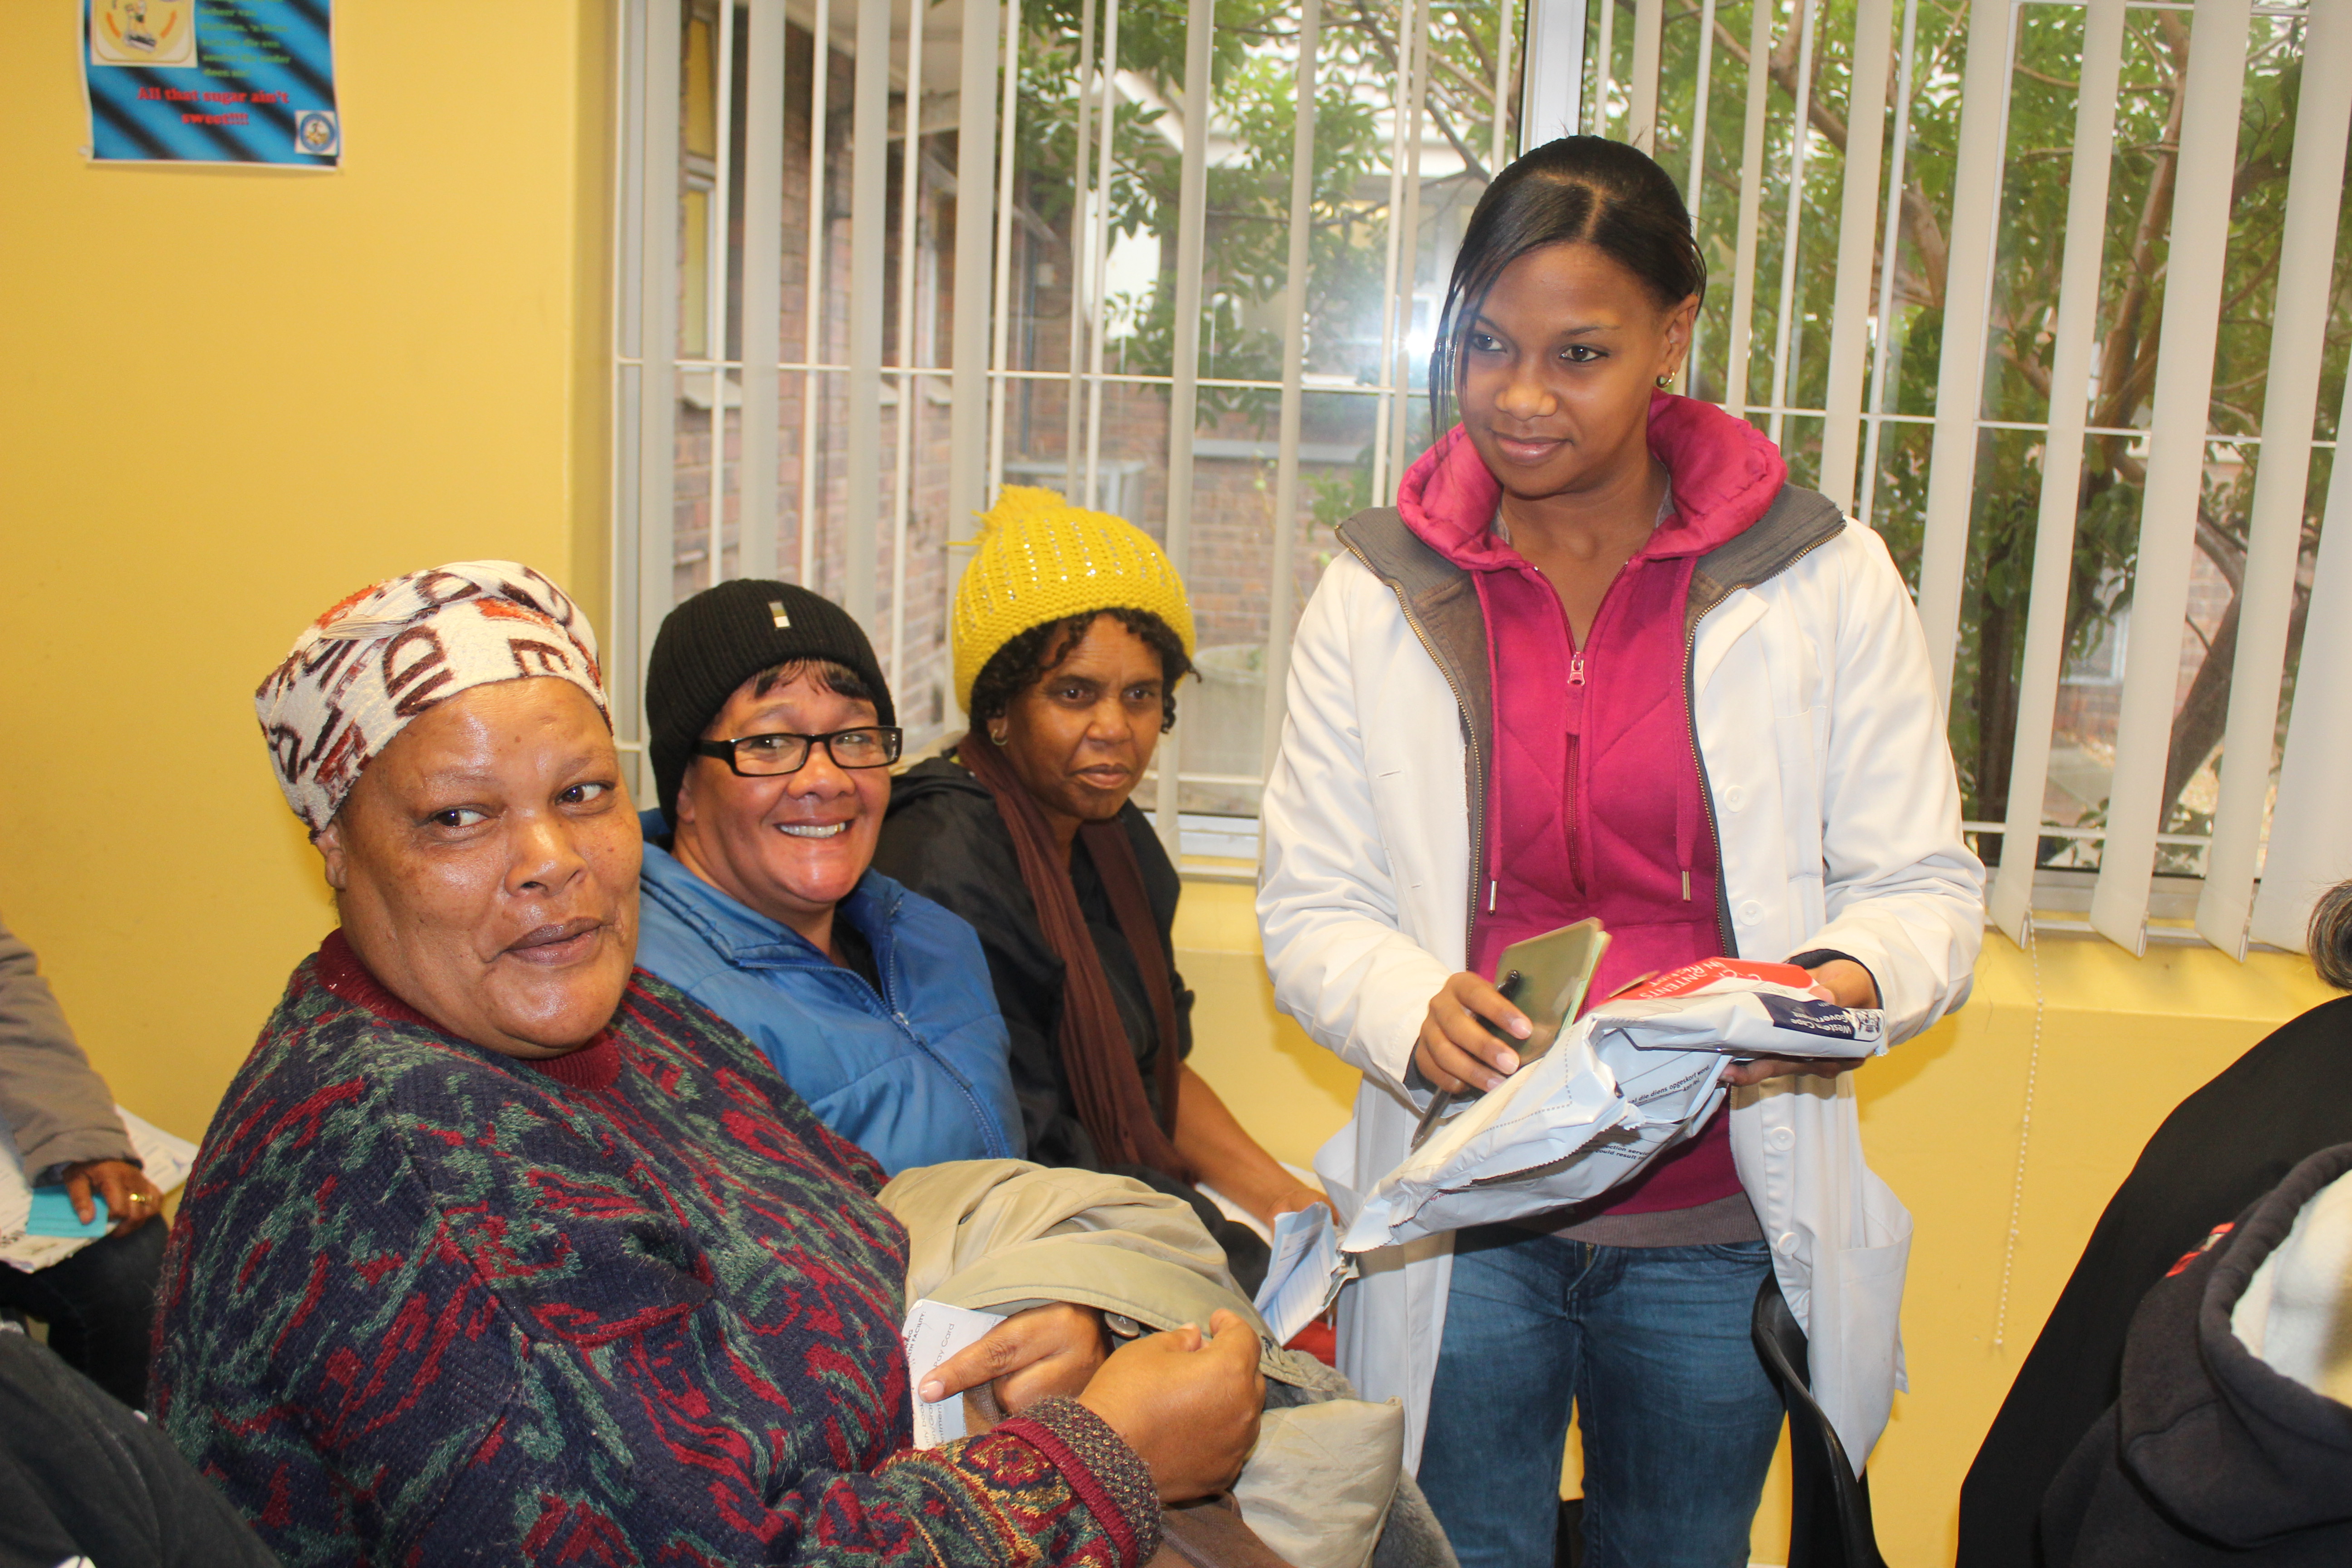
xmin=874 ymin=489 xmax=1325 ymax=1296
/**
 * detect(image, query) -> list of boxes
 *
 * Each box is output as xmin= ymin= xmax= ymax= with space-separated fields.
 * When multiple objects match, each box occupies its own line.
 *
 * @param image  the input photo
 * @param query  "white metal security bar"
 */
xmin=615 ymin=0 xmax=1527 ymax=796
xmin=1152 ymin=0 xmax=1215 ymax=859
xmin=612 ymin=0 xmax=2347 ymax=955
xmin=1260 ymin=0 xmax=1325 ymax=777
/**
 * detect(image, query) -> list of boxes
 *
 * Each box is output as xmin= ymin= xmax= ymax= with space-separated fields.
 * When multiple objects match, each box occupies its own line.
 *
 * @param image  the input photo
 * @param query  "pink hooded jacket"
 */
xmin=1394 ymin=392 xmax=1792 ymax=1216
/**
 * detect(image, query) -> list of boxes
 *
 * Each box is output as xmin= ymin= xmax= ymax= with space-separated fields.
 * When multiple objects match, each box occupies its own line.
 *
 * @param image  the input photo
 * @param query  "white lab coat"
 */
xmin=1256 ymin=512 xmax=1984 ymax=1471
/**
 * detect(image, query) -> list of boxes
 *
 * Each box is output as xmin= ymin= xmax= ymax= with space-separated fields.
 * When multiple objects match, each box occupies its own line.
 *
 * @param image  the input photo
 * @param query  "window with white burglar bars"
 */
xmin=611 ymin=0 xmax=2352 ymax=961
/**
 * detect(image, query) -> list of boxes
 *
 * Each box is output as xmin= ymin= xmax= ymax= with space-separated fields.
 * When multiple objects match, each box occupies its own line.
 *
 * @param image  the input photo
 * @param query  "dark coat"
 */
xmin=874 ymin=759 xmax=1271 ymax=1295
xmin=2039 ymin=1141 xmax=2352 ymax=1566
xmin=874 ymin=754 xmax=1194 ymax=1172
xmin=0 ymin=1332 xmax=277 ymax=1568
xmin=1958 ymin=995 xmax=2352 ymax=1567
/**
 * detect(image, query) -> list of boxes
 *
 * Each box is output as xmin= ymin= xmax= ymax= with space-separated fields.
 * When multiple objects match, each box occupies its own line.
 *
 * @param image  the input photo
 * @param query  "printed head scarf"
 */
xmin=255 ymin=561 xmax=608 ymax=832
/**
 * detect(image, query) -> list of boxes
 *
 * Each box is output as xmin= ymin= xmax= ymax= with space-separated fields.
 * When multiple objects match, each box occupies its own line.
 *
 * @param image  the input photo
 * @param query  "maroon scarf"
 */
xmin=957 ymin=738 xmax=1190 ymax=1181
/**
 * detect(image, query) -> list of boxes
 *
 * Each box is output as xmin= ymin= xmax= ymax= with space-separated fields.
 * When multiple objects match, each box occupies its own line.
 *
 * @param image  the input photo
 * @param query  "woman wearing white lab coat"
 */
xmin=1256 ymin=136 xmax=1982 ymax=1565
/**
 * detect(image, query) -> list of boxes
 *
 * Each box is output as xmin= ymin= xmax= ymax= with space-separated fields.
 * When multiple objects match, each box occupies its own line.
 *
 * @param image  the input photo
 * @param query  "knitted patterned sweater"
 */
xmin=152 ymin=933 xmax=1160 ymax=1567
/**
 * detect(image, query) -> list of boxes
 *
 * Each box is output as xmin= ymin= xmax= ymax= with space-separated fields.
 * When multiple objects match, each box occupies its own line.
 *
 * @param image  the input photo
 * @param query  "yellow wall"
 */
xmin=0 ymin=5 xmax=613 ymax=1146
xmin=1174 ymin=882 xmax=2339 ymax=1567
xmin=7 ymin=10 xmax=2339 ymax=1562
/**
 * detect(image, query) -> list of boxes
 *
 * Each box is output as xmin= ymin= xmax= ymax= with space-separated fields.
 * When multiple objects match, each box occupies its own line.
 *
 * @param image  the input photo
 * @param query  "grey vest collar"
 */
xmin=1333 ymin=483 xmax=1847 ymax=954
xmin=1334 ymin=482 xmax=1847 ymax=732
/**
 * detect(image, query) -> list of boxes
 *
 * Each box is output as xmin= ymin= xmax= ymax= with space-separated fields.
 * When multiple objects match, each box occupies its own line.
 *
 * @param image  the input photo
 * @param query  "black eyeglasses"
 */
xmin=695 ymin=727 xmax=904 ymax=777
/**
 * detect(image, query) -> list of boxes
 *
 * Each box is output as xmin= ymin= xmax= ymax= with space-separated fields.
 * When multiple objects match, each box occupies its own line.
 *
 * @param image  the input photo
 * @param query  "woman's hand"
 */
xmin=1412 ymin=972 xmax=1531 ymax=1095
xmin=59 ymin=1159 xmax=162 ymax=1236
xmin=1078 ymin=1309 xmax=1265 ymax=1502
xmin=1265 ymin=1183 xmax=1328 ymax=1221
xmin=918 ymin=1303 xmax=1110 ymax=1416
xmin=1171 ymin=1065 xmax=1328 ymax=1228
xmin=1723 ymin=961 xmax=1883 ymax=1088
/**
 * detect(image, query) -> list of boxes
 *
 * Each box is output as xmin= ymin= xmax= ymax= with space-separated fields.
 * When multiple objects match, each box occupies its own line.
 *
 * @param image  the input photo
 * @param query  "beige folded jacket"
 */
xmin=881 ymin=1160 xmax=1408 ymax=1568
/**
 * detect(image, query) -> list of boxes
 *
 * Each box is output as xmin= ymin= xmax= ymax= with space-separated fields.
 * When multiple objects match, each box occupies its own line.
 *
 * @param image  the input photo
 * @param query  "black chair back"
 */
xmin=1752 ymin=1275 xmax=1890 ymax=1568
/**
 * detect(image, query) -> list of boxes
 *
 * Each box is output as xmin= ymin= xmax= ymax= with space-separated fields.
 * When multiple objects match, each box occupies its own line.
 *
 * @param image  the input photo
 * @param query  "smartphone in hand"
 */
xmin=1411 ymin=919 xmax=1611 ymax=1150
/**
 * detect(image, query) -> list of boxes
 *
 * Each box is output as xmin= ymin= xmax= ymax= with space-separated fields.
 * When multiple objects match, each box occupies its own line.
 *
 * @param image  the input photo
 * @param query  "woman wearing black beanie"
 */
xmin=632 ymin=578 xmax=1025 ymax=1176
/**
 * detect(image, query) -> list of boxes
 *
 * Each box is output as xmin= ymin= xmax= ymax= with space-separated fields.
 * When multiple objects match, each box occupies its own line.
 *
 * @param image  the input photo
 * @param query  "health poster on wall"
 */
xmin=83 ymin=0 xmax=339 ymax=167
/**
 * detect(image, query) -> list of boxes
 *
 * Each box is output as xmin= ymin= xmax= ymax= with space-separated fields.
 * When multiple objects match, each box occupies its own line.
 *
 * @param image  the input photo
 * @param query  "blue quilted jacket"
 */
xmin=633 ymin=811 xmax=1021 ymax=1173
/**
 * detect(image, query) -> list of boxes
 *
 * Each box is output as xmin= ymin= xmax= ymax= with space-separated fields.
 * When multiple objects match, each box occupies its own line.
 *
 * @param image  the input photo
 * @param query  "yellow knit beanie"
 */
xmin=952 ymin=485 xmax=1198 ymax=712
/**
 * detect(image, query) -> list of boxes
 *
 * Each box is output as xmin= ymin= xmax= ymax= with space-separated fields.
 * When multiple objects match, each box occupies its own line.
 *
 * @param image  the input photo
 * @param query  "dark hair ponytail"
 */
xmin=1429 ymin=136 xmax=1705 ymax=431
xmin=2310 ymin=879 xmax=2352 ymax=991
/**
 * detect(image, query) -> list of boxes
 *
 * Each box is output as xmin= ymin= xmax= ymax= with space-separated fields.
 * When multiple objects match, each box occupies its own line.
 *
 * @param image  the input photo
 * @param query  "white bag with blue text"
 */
xmin=1339 ymin=960 xmax=1885 ymax=1251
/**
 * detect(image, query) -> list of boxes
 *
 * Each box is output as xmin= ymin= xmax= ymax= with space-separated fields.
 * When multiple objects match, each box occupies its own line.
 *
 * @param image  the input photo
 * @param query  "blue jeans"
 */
xmin=0 ymin=1217 xmax=166 ymax=1410
xmin=1416 ymin=1226 xmax=1783 ymax=1568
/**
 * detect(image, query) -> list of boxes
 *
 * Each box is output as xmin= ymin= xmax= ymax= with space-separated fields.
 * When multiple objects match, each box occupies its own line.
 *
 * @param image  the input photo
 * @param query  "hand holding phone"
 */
xmin=1410 ymin=919 xmax=1610 ymax=1151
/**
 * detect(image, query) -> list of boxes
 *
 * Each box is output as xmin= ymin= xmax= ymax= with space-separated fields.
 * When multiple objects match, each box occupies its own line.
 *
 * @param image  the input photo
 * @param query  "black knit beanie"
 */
xmin=645 ymin=580 xmax=895 ymax=826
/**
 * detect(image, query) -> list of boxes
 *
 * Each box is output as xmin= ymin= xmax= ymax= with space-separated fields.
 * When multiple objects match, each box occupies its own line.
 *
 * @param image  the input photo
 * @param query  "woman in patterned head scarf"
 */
xmin=152 ymin=562 xmax=1262 ymax=1568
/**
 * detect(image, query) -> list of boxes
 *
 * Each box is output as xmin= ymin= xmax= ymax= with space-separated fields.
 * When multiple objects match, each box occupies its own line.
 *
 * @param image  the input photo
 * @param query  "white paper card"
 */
xmin=1252 ymin=1203 xmax=1352 ymax=1345
xmin=901 ymin=1297 xmax=1003 ymax=1449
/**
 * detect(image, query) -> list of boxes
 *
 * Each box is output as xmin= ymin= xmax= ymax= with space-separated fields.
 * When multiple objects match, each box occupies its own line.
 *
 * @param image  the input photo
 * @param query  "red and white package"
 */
xmin=1611 ymin=957 xmax=1815 ymax=1001
xmin=1590 ymin=962 xmax=1884 ymax=1060
xmin=1341 ymin=958 xmax=1885 ymax=1253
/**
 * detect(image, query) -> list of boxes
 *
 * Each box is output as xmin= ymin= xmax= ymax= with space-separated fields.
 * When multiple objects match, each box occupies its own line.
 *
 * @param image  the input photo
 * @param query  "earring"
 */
xmin=1656 ymin=372 xmax=1675 ymax=388
xmin=989 ymin=726 xmax=1009 ymax=747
